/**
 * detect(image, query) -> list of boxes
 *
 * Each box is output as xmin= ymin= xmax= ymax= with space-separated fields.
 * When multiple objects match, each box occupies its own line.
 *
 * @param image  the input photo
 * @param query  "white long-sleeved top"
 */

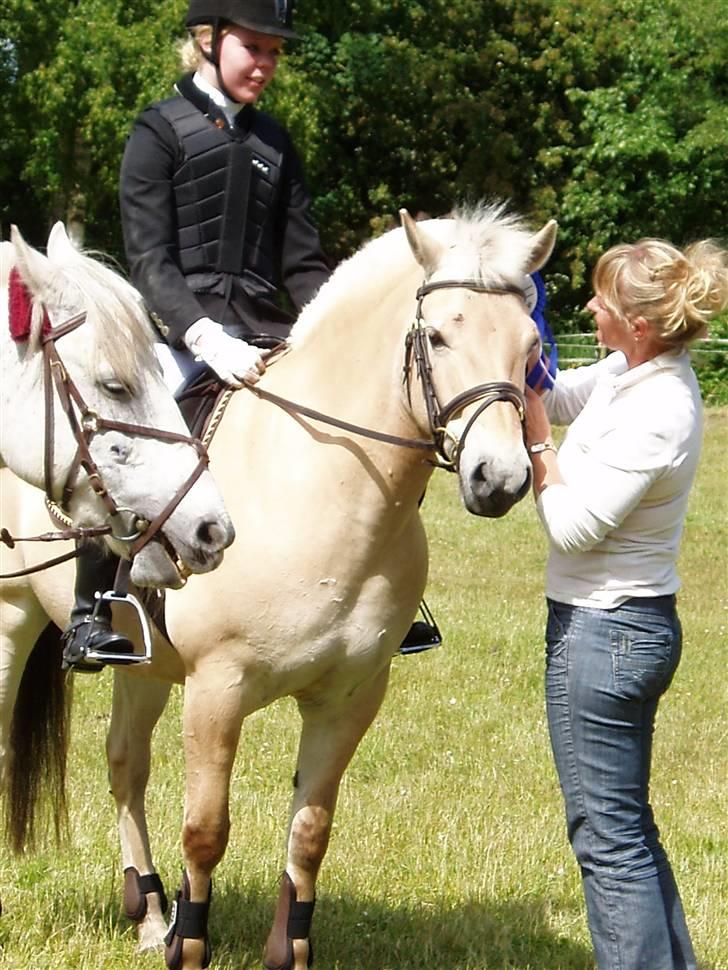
xmin=537 ymin=350 xmax=703 ymax=608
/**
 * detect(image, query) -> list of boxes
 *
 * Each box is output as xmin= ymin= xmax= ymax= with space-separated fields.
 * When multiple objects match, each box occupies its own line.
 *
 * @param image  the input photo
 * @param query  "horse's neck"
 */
xmin=0 ymin=320 xmax=44 ymax=481
xmin=216 ymin=281 xmax=433 ymax=534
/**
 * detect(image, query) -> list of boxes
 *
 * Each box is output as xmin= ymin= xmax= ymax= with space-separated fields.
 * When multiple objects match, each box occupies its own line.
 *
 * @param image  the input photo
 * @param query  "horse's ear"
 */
xmin=10 ymin=224 xmax=51 ymax=296
xmin=400 ymin=208 xmax=444 ymax=276
xmin=47 ymin=221 xmax=76 ymax=261
xmin=526 ymin=220 xmax=558 ymax=274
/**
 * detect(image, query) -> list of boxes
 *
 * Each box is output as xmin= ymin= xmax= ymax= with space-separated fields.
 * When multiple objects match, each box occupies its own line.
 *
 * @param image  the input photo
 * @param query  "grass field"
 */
xmin=1 ymin=409 xmax=726 ymax=970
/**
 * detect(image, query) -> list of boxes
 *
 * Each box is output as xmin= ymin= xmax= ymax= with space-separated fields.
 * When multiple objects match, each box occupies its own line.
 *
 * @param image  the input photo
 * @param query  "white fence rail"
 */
xmin=554 ymin=335 xmax=728 ymax=369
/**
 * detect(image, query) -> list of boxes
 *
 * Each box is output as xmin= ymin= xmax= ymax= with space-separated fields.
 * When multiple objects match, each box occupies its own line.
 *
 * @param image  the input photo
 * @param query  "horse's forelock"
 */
xmin=450 ymin=204 xmax=535 ymax=285
xmin=290 ymin=204 xmax=537 ymax=347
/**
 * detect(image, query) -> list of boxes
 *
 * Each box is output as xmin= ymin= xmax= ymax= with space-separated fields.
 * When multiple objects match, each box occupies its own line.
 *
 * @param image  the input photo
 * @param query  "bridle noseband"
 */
xmin=1 ymin=310 xmax=211 ymax=579
xmin=405 ymin=278 xmax=527 ymax=470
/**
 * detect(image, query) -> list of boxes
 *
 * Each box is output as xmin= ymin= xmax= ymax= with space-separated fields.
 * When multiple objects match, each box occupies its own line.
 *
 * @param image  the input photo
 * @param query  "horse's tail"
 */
xmin=4 ymin=622 xmax=71 ymax=855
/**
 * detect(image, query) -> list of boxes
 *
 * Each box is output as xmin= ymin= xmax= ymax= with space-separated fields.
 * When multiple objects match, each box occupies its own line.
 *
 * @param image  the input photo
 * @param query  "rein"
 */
xmin=0 ymin=311 xmax=210 ymax=579
xmin=232 ymin=278 xmax=526 ymax=473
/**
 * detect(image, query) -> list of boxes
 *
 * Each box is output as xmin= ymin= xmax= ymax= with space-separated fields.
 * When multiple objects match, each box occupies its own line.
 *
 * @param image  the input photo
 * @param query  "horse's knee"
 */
xmin=182 ymin=815 xmax=230 ymax=870
xmin=106 ymin=745 xmax=150 ymax=803
xmin=289 ymin=805 xmax=331 ymax=871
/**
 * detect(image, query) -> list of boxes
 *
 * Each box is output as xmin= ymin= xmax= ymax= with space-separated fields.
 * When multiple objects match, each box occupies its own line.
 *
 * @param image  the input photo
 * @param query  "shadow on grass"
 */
xmin=208 ymin=885 xmax=594 ymax=970
xmin=6 ymin=878 xmax=719 ymax=970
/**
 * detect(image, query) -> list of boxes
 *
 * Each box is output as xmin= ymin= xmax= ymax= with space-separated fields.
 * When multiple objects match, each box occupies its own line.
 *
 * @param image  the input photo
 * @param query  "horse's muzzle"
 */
xmin=460 ymin=454 xmax=532 ymax=518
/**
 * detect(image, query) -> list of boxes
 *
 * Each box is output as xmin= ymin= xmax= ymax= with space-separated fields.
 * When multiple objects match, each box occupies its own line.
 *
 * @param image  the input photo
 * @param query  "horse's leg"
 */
xmin=264 ymin=664 xmax=391 ymax=970
xmin=107 ymin=670 xmax=173 ymax=951
xmin=164 ymin=664 xmax=246 ymax=970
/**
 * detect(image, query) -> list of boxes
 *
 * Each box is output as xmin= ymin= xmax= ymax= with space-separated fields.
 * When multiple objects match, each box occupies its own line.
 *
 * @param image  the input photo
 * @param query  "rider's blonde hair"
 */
xmin=178 ymin=25 xmax=217 ymax=71
xmin=593 ymin=238 xmax=728 ymax=347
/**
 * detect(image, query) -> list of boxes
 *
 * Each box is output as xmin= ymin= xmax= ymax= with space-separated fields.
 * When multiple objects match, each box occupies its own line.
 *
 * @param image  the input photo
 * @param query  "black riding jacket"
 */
xmin=119 ymin=74 xmax=330 ymax=346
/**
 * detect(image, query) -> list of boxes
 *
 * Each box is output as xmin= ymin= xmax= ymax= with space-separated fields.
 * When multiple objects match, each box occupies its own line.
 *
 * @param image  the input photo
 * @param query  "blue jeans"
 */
xmin=545 ymin=596 xmax=696 ymax=970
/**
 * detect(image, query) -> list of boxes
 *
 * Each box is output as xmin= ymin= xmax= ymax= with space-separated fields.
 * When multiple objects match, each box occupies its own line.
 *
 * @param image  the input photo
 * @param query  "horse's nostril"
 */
xmin=197 ymin=519 xmax=224 ymax=548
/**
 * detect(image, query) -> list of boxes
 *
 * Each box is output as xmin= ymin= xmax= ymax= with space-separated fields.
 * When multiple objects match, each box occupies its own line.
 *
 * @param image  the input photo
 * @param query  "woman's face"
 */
xmin=206 ymin=26 xmax=281 ymax=103
xmin=587 ymin=294 xmax=631 ymax=353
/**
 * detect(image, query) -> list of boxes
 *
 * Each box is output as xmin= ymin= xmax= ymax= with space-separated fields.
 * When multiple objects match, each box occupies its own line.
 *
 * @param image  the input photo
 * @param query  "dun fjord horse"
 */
xmin=1 ymin=206 xmax=556 ymax=969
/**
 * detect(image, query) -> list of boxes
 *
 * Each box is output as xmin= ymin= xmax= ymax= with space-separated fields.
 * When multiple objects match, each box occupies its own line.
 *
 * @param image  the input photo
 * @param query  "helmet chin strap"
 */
xmin=199 ymin=19 xmax=238 ymax=103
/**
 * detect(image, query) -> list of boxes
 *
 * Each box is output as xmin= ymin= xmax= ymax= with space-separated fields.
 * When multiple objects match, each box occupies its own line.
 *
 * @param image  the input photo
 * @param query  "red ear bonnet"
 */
xmin=8 ymin=266 xmax=51 ymax=342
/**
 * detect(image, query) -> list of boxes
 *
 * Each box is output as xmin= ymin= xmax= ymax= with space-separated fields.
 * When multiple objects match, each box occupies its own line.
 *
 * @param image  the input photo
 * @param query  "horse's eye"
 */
xmin=426 ymin=328 xmax=447 ymax=350
xmin=101 ymin=379 xmax=132 ymax=399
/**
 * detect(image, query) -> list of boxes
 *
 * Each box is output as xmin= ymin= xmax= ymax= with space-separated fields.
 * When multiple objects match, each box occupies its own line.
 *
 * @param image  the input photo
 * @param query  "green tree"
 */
xmin=3 ymin=0 xmax=726 ymax=344
xmin=1 ymin=0 xmax=183 ymax=250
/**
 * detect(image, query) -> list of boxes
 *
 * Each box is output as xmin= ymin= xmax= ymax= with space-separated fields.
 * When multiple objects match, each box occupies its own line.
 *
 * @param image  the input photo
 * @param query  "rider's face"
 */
xmin=205 ymin=26 xmax=281 ymax=103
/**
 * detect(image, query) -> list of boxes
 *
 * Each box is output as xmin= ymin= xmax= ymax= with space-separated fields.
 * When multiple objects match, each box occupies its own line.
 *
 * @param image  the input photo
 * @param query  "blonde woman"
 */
xmin=525 ymin=238 xmax=728 ymax=970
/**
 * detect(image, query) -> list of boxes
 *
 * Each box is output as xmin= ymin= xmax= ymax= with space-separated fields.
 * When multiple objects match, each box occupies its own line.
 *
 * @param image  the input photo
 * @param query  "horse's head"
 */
xmin=400 ymin=205 xmax=557 ymax=517
xmin=1 ymin=223 xmax=234 ymax=587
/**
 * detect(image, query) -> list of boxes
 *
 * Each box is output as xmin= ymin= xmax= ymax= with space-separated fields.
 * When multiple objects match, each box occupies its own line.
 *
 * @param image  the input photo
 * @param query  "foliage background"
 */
xmin=1 ymin=0 xmax=727 ymax=337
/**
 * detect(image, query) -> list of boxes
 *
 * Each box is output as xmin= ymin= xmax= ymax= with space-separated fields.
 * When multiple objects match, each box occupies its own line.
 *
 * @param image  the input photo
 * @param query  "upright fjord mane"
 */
xmin=289 ymin=204 xmax=541 ymax=348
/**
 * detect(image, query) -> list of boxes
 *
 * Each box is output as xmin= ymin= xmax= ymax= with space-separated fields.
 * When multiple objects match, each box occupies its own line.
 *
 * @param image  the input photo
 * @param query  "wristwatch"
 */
xmin=528 ymin=441 xmax=556 ymax=454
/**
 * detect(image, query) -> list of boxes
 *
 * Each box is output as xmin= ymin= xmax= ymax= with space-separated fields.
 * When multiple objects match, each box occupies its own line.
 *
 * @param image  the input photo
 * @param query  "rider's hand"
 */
xmin=183 ymin=317 xmax=265 ymax=387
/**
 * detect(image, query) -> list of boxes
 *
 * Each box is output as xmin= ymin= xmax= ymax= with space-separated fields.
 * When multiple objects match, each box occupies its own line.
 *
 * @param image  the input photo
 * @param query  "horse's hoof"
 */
xmin=137 ymin=924 xmax=167 ymax=953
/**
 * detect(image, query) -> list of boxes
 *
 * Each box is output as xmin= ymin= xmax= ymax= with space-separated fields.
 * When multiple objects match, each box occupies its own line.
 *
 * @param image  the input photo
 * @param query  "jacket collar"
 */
xmin=611 ymin=349 xmax=690 ymax=392
xmin=176 ymin=73 xmax=254 ymax=134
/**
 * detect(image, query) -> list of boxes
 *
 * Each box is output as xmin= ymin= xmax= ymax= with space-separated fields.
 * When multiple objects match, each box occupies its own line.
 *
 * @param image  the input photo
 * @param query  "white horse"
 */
xmin=1 ymin=206 xmax=556 ymax=969
xmin=1 ymin=223 xmax=234 ymax=587
xmin=0 ymin=223 xmax=234 ymax=845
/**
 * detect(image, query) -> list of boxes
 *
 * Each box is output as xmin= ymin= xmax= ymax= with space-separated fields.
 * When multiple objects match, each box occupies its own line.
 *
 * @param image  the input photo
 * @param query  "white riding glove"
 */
xmin=183 ymin=317 xmax=265 ymax=387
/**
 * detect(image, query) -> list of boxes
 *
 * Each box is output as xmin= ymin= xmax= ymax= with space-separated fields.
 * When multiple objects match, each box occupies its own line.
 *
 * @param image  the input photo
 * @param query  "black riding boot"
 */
xmin=60 ymin=543 xmax=134 ymax=672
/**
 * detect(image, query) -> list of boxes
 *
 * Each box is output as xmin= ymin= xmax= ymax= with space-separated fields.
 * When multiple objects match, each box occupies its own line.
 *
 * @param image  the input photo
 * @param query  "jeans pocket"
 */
xmin=611 ymin=628 xmax=678 ymax=701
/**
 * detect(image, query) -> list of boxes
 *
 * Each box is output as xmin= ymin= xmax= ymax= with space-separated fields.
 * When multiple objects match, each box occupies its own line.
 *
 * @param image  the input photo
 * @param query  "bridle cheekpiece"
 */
xmin=404 ymin=278 xmax=527 ymax=470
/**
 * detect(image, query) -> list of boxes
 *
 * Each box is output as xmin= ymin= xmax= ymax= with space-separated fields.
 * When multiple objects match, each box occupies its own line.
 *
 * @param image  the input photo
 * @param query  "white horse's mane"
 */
xmin=290 ymin=203 xmax=537 ymax=347
xmin=9 ymin=238 xmax=158 ymax=391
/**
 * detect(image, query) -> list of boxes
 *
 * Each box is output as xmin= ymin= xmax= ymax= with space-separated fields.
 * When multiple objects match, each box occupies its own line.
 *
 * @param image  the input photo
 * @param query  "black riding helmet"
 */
xmin=186 ymin=0 xmax=297 ymax=40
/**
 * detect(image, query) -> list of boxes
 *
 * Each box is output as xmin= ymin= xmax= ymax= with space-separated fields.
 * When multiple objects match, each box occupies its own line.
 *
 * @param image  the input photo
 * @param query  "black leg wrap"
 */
xmin=264 ymin=872 xmax=315 ymax=970
xmin=123 ymin=866 xmax=168 ymax=921
xmin=288 ymin=897 xmax=315 ymax=940
xmin=164 ymin=872 xmax=212 ymax=970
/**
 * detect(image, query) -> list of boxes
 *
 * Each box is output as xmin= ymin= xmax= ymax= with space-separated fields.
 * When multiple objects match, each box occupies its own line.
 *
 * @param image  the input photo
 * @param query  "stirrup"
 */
xmin=81 ymin=590 xmax=153 ymax=666
xmin=398 ymin=600 xmax=442 ymax=655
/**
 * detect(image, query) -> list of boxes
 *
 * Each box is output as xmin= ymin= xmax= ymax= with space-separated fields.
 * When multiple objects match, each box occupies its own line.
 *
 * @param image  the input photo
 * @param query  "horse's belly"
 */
xmin=164 ymin=547 xmax=425 ymax=706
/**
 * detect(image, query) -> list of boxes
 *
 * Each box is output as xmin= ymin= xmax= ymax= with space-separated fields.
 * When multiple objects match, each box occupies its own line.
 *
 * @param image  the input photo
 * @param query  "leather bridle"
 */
xmin=247 ymin=277 xmax=527 ymax=474
xmin=1 ymin=310 xmax=211 ymax=578
xmin=405 ymin=278 xmax=527 ymax=470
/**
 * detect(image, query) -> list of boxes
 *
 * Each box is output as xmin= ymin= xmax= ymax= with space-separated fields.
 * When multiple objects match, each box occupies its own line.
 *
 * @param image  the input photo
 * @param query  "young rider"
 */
xmin=61 ymin=0 xmax=330 ymax=670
